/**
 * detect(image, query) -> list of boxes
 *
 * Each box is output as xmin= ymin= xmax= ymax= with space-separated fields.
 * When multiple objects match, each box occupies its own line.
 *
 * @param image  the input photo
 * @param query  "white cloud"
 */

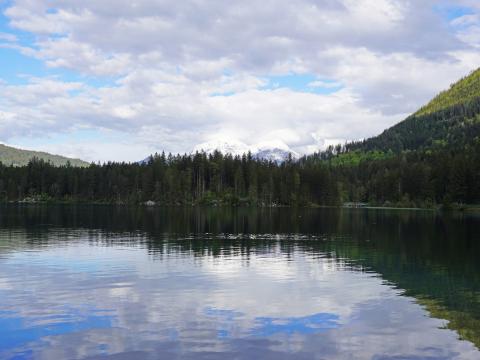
xmin=0 ymin=0 xmax=479 ymax=161
xmin=0 ymin=32 xmax=17 ymax=42
xmin=308 ymin=80 xmax=343 ymax=89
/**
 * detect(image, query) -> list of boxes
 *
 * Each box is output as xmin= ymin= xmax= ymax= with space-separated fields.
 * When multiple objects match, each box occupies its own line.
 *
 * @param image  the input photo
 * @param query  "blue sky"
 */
xmin=435 ymin=3 xmax=475 ymax=21
xmin=265 ymin=74 xmax=343 ymax=94
xmin=0 ymin=0 xmax=479 ymax=162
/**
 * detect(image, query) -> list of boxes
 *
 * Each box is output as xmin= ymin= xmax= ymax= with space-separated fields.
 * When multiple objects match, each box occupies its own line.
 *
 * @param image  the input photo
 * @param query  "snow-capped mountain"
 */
xmin=138 ymin=156 xmax=152 ymax=165
xmin=140 ymin=140 xmax=299 ymax=164
xmin=252 ymin=140 xmax=299 ymax=163
xmin=253 ymin=148 xmax=297 ymax=163
xmin=192 ymin=139 xmax=250 ymax=156
xmin=193 ymin=139 xmax=299 ymax=163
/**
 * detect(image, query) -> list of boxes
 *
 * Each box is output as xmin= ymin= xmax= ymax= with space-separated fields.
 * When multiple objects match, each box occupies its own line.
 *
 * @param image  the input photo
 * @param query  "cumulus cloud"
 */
xmin=0 ymin=0 xmax=479 ymax=161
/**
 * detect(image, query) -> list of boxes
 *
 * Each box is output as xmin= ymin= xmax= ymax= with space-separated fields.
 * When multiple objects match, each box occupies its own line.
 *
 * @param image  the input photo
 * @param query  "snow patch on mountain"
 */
xmin=253 ymin=140 xmax=299 ymax=162
xmin=193 ymin=139 xmax=251 ymax=156
xmin=254 ymin=148 xmax=297 ymax=163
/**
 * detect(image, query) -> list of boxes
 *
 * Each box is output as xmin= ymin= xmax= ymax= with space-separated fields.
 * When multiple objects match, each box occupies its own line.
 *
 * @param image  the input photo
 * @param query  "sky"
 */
xmin=0 ymin=0 xmax=479 ymax=162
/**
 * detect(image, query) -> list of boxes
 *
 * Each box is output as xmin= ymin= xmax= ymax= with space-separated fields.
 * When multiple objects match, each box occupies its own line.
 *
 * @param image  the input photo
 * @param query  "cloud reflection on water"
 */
xmin=250 ymin=313 xmax=340 ymax=337
xmin=0 ymin=308 xmax=113 ymax=353
xmin=0 ymin=208 xmax=479 ymax=360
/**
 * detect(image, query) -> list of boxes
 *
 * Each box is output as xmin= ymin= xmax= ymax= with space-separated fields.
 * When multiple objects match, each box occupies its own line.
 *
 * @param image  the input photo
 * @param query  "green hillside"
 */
xmin=305 ymin=68 xmax=480 ymax=207
xmin=416 ymin=68 xmax=480 ymax=116
xmin=347 ymin=68 xmax=480 ymax=154
xmin=0 ymin=143 xmax=89 ymax=167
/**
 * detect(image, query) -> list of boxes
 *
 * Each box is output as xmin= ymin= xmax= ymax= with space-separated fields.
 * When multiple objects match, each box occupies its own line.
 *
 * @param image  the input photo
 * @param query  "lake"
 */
xmin=0 ymin=205 xmax=479 ymax=359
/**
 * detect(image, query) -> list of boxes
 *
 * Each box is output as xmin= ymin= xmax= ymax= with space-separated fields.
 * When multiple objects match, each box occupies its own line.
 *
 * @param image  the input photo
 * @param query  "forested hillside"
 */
xmin=296 ymin=68 xmax=480 ymax=207
xmin=0 ymin=144 xmax=89 ymax=167
xmin=342 ymin=68 xmax=480 ymax=154
xmin=344 ymin=98 xmax=480 ymax=154
xmin=416 ymin=68 xmax=480 ymax=116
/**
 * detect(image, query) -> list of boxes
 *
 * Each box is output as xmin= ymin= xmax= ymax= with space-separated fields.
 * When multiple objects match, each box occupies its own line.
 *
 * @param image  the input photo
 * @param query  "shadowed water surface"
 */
xmin=0 ymin=205 xmax=479 ymax=359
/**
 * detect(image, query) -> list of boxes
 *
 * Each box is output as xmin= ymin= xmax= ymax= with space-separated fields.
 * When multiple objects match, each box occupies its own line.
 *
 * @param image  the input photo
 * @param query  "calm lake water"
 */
xmin=0 ymin=205 xmax=479 ymax=360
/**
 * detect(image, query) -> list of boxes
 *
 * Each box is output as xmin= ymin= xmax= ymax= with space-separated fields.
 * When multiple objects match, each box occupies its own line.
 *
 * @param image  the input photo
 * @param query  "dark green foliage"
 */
xmin=330 ymin=143 xmax=480 ymax=207
xmin=344 ymin=68 xmax=480 ymax=155
xmin=300 ymin=90 xmax=480 ymax=207
xmin=0 ymin=135 xmax=478 ymax=207
xmin=290 ymin=69 xmax=480 ymax=208
xmin=346 ymin=97 xmax=480 ymax=154
xmin=0 ymin=152 xmax=339 ymax=206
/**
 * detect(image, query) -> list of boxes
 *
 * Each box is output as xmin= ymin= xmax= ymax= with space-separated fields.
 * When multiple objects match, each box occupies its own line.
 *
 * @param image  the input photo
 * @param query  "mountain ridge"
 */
xmin=141 ymin=139 xmax=299 ymax=164
xmin=416 ymin=68 xmax=480 ymax=116
xmin=0 ymin=143 xmax=89 ymax=167
xmin=192 ymin=139 xmax=299 ymax=161
xmin=343 ymin=68 xmax=480 ymax=155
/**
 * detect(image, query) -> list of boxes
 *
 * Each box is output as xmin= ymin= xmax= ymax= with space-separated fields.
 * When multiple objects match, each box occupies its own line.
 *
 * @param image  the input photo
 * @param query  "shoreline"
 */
xmin=3 ymin=200 xmax=479 ymax=212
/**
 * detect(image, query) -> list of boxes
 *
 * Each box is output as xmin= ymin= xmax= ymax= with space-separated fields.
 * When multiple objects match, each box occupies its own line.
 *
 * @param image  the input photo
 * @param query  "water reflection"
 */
xmin=249 ymin=313 xmax=340 ymax=337
xmin=0 ymin=309 xmax=113 ymax=352
xmin=0 ymin=205 xmax=479 ymax=359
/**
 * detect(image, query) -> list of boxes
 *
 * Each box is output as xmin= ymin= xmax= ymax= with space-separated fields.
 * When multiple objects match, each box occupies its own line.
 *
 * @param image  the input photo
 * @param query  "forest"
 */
xmin=0 ymin=136 xmax=478 ymax=208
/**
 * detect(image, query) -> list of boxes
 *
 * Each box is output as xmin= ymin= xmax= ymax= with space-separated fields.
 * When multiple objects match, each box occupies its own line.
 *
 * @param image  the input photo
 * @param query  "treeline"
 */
xmin=0 ymin=139 xmax=479 ymax=207
xmin=0 ymin=152 xmax=338 ymax=206
xmin=318 ymin=141 xmax=480 ymax=207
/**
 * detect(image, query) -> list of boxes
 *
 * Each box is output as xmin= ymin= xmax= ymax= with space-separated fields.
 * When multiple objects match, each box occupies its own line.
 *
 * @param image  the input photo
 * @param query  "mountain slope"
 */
xmin=193 ymin=139 xmax=250 ymax=157
xmin=0 ymin=144 xmax=89 ymax=167
xmin=253 ymin=148 xmax=298 ymax=163
xmin=348 ymin=68 xmax=480 ymax=154
xmin=416 ymin=68 xmax=480 ymax=116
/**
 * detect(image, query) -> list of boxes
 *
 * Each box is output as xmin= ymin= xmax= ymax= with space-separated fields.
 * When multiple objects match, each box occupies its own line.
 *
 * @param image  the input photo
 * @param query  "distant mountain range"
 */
xmin=193 ymin=139 xmax=299 ymax=163
xmin=140 ymin=139 xmax=299 ymax=164
xmin=193 ymin=139 xmax=250 ymax=157
xmin=0 ymin=143 xmax=89 ymax=167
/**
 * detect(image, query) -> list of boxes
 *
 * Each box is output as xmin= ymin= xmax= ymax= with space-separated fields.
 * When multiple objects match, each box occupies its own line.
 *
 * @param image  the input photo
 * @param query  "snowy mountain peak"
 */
xmin=141 ymin=140 xmax=299 ymax=164
xmin=253 ymin=140 xmax=299 ymax=163
xmin=193 ymin=139 xmax=299 ymax=163
xmin=254 ymin=148 xmax=298 ymax=163
xmin=193 ymin=139 xmax=250 ymax=156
